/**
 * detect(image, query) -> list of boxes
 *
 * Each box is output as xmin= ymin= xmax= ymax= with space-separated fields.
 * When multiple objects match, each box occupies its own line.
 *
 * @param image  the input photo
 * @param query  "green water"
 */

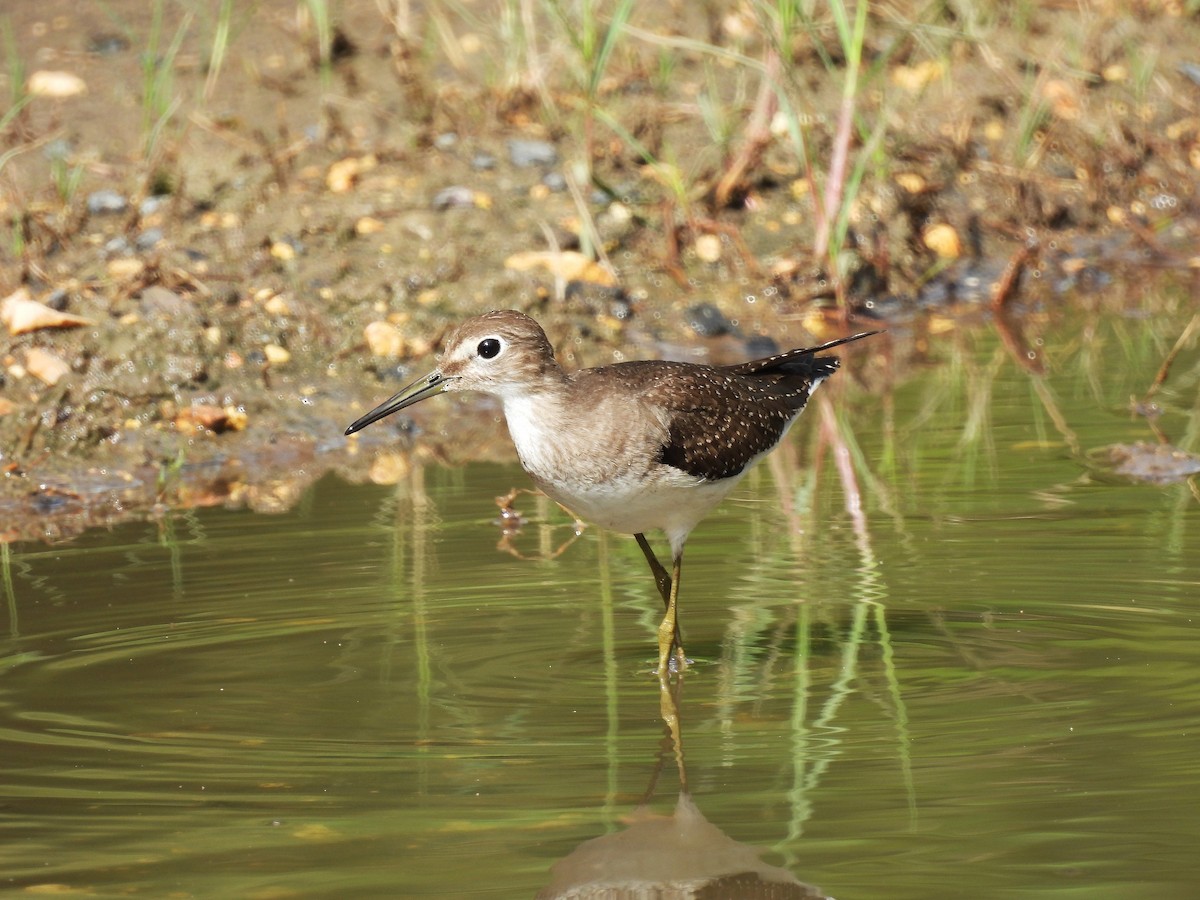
xmin=1 ymin=316 xmax=1198 ymax=898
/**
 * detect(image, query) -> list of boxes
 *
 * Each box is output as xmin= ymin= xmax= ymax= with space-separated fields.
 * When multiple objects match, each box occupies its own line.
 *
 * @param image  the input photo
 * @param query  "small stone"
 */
xmin=138 ymin=285 xmax=188 ymax=317
xmin=541 ymin=171 xmax=567 ymax=192
xmin=140 ymin=195 xmax=167 ymax=217
xmin=507 ymin=138 xmax=558 ymax=168
xmin=922 ymin=223 xmax=962 ymax=259
xmin=432 ymin=186 xmax=476 ymax=211
xmin=368 ymin=453 xmax=411 ymax=485
xmin=263 ymin=344 xmax=291 ymax=365
xmin=271 ymin=238 xmax=303 ymax=260
xmin=104 ymin=236 xmax=132 ymax=256
xmin=263 ymin=294 xmax=291 ymax=316
xmin=687 ymin=303 xmax=735 ymax=338
xmin=135 ymin=228 xmax=163 ymax=251
xmin=355 ymin=216 xmax=385 ymax=235
xmin=1178 ymin=63 xmax=1200 ymax=88
xmin=364 ymin=321 xmax=405 ymax=357
xmin=433 ymin=132 xmax=458 ymax=150
xmin=27 ymin=70 xmax=88 ymax=98
xmin=694 ymin=234 xmax=722 ymax=264
xmin=87 ymin=33 xmax=130 ymax=55
xmin=471 ymin=152 xmax=497 ymax=170
xmin=107 ymin=258 xmax=145 ymax=279
xmin=42 ymin=139 xmax=73 ymax=161
xmin=87 ymin=189 xmax=128 ymax=215
xmin=894 ymin=172 xmax=928 ymax=194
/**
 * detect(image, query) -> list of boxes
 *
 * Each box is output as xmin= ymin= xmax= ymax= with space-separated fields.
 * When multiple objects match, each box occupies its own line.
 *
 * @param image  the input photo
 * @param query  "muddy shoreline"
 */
xmin=2 ymin=2 xmax=1199 ymax=542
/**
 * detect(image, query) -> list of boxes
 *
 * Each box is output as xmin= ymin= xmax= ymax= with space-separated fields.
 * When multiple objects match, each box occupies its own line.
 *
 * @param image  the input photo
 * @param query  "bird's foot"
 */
xmin=655 ymin=645 xmax=692 ymax=677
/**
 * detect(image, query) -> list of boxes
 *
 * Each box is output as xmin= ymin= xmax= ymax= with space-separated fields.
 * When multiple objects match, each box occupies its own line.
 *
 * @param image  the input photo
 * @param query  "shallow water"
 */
xmin=2 ymin=315 xmax=1198 ymax=898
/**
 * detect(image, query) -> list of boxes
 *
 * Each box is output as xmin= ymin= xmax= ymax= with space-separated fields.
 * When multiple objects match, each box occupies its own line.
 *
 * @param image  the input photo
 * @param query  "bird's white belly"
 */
xmin=502 ymin=392 xmax=746 ymax=547
xmin=535 ymin=467 xmax=742 ymax=538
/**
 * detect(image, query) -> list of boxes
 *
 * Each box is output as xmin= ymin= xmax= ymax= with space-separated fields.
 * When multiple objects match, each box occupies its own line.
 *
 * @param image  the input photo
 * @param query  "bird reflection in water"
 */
xmin=536 ymin=675 xmax=832 ymax=900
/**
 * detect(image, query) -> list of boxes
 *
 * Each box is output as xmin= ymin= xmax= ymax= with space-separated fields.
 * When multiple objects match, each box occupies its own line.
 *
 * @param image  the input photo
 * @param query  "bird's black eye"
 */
xmin=477 ymin=338 xmax=502 ymax=359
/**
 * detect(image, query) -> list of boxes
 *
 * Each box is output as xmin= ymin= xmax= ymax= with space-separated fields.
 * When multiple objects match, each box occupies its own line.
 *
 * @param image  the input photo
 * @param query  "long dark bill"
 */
xmin=345 ymin=371 xmax=448 ymax=435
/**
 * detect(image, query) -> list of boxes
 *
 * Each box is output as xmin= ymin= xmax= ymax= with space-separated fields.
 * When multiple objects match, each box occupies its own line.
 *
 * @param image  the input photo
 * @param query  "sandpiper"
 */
xmin=346 ymin=310 xmax=876 ymax=675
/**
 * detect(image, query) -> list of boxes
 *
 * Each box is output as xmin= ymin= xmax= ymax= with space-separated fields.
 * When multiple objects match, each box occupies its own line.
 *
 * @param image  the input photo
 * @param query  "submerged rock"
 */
xmin=1089 ymin=442 xmax=1200 ymax=484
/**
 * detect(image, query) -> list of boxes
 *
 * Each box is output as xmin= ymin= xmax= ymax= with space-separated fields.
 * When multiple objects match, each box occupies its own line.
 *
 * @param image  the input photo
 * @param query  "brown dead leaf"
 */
xmin=504 ymin=250 xmax=616 ymax=287
xmin=25 ymin=348 xmax=72 ymax=386
xmin=175 ymin=404 xmax=248 ymax=434
xmin=0 ymin=397 xmax=15 ymax=416
xmin=1041 ymin=79 xmax=1081 ymax=120
xmin=891 ymin=59 xmax=946 ymax=92
xmin=2 ymin=288 xmax=93 ymax=335
xmin=326 ymin=154 xmax=377 ymax=193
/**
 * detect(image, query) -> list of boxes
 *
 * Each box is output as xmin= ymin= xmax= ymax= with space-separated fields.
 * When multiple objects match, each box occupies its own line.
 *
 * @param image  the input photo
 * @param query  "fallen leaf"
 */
xmin=504 ymin=250 xmax=616 ymax=287
xmin=25 ymin=348 xmax=72 ymax=386
xmin=1041 ymin=78 xmax=1081 ymax=120
xmin=1 ymin=288 xmax=93 ymax=335
xmin=326 ymin=154 xmax=377 ymax=193
xmin=175 ymin=404 xmax=247 ymax=434
xmin=891 ymin=59 xmax=946 ymax=92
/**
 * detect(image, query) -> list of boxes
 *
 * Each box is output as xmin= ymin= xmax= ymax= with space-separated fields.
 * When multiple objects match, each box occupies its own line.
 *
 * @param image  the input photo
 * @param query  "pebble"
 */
xmin=432 ymin=186 xmax=475 ymax=211
xmin=1179 ymin=63 xmax=1200 ymax=88
xmin=87 ymin=33 xmax=130 ymax=55
xmin=471 ymin=152 xmax=497 ymax=171
xmin=140 ymin=196 xmax=167 ymax=217
xmin=687 ymin=303 xmax=736 ymax=338
xmin=42 ymin=139 xmax=72 ymax=161
xmin=541 ymin=171 xmax=567 ymax=193
xmin=104 ymin=236 xmax=132 ymax=256
xmin=139 ymin=285 xmax=189 ymax=318
xmin=263 ymin=344 xmax=291 ymax=365
xmin=364 ymin=320 xmax=404 ymax=357
xmin=88 ymin=189 xmax=128 ymax=215
xmin=694 ymin=234 xmax=722 ymax=263
xmin=433 ymin=132 xmax=458 ymax=150
xmin=27 ymin=70 xmax=88 ymax=98
xmin=744 ymin=335 xmax=779 ymax=357
xmin=135 ymin=228 xmax=164 ymax=251
xmin=507 ymin=138 xmax=558 ymax=168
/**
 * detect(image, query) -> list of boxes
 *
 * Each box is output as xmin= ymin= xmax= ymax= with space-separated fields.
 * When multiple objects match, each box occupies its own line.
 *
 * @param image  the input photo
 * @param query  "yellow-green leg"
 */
xmin=636 ymin=534 xmax=686 ymax=675
xmin=655 ymin=554 xmax=686 ymax=676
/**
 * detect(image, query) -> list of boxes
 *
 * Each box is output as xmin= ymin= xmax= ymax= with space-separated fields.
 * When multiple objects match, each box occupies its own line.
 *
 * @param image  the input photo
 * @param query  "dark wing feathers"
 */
xmin=648 ymin=331 xmax=877 ymax=481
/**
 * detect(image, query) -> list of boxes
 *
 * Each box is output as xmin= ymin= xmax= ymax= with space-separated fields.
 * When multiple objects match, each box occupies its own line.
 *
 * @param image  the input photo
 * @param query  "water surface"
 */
xmin=2 ymin=315 xmax=1198 ymax=898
